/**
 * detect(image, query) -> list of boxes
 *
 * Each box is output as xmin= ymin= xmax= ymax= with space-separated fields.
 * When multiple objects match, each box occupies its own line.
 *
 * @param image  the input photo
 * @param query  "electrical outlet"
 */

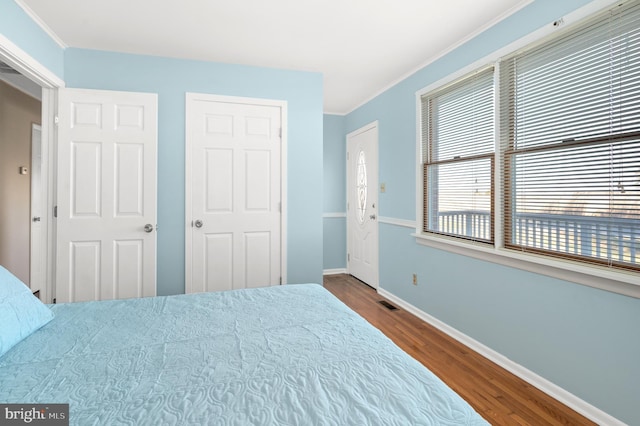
xmin=412 ymin=273 xmax=418 ymax=285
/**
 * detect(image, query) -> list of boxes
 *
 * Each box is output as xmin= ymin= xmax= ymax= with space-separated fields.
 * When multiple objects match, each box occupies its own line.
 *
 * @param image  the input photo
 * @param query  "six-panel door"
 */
xmin=187 ymin=96 xmax=283 ymax=293
xmin=56 ymin=89 xmax=157 ymax=302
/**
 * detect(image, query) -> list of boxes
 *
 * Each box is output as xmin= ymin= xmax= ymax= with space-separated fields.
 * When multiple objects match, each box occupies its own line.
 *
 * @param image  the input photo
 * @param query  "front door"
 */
xmin=186 ymin=94 xmax=284 ymax=293
xmin=56 ymin=88 xmax=158 ymax=302
xmin=347 ymin=121 xmax=379 ymax=288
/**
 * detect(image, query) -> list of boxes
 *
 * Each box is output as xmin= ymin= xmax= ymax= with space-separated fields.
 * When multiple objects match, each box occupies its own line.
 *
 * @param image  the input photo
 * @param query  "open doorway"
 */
xmin=0 ymin=35 xmax=63 ymax=303
xmin=0 ymin=64 xmax=42 ymax=292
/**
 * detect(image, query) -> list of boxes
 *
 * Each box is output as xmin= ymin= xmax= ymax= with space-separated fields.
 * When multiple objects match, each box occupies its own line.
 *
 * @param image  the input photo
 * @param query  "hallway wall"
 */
xmin=0 ymin=80 xmax=40 ymax=284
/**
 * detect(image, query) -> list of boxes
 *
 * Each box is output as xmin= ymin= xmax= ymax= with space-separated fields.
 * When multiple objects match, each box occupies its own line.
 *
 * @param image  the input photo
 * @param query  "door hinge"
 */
xmin=347 ymin=253 xmax=350 ymax=262
xmin=279 ymin=128 xmax=282 ymax=138
xmin=54 ymin=115 xmax=59 ymax=126
xmin=347 ymin=152 xmax=349 ymax=160
xmin=53 ymin=206 xmax=57 ymax=218
xmin=279 ymin=277 xmax=282 ymax=285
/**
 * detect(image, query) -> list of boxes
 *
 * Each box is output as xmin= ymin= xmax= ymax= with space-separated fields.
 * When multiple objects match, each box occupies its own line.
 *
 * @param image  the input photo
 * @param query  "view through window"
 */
xmin=421 ymin=1 xmax=640 ymax=271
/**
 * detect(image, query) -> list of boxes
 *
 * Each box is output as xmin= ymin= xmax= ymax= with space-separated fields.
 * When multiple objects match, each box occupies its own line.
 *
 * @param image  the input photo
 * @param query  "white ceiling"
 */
xmin=20 ymin=0 xmax=529 ymax=114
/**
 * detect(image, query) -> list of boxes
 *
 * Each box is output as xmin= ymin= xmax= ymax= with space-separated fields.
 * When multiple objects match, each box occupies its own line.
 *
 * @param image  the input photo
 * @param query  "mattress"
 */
xmin=0 ymin=284 xmax=488 ymax=425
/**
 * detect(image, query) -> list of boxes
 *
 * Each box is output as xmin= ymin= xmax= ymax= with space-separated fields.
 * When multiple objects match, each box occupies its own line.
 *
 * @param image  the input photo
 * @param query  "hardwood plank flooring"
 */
xmin=323 ymin=274 xmax=596 ymax=426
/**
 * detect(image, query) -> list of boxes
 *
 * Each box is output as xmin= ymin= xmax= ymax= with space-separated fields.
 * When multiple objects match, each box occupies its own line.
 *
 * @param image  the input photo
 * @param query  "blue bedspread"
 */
xmin=0 ymin=284 xmax=488 ymax=425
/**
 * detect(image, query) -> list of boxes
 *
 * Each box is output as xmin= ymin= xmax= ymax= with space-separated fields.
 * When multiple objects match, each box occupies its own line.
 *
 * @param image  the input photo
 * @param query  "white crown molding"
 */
xmin=323 ymin=110 xmax=347 ymax=117
xmin=377 ymin=287 xmax=627 ymax=426
xmin=15 ymin=0 xmax=67 ymax=49
xmin=352 ymin=0 xmax=623 ymax=116
xmin=344 ymin=0 xmax=533 ymax=115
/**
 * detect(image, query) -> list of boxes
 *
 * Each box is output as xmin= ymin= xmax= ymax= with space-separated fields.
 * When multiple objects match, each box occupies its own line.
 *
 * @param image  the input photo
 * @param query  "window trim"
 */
xmin=421 ymin=66 xmax=496 ymax=243
xmin=414 ymin=0 xmax=640 ymax=298
xmin=414 ymin=231 xmax=640 ymax=298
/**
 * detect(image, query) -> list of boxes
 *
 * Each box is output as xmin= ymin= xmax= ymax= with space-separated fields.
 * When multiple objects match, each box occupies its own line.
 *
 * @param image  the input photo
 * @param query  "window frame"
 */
xmin=421 ymin=67 xmax=496 ymax=244
xmin=414 ymin=0 xmax=640 ymax=298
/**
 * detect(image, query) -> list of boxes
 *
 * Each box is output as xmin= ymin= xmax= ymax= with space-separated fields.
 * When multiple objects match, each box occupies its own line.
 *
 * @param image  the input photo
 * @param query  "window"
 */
xmin=419 ymin=0 xmax=640 ymax=276
xmin=501 ymin=1 xmax=640 ymax=271
xmin=421 ymin=68 xmax=495 ymax=243
xmin=356 ymin=150 xmax=368 ymax=224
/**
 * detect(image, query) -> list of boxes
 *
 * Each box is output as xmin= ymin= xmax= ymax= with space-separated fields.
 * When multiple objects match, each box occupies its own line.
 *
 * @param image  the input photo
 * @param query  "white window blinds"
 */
xmin=500 ymin=1 xmax=640 ymax=270
xmin=422 ymin=67 xmax=495 ymax=242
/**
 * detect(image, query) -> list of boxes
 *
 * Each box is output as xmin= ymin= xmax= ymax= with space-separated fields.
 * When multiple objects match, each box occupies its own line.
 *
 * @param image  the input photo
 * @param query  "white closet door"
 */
xmin=186 ymin=94 xmax=283 ymax=293
xmin=56 ymin=88 xmax=157 ymax=302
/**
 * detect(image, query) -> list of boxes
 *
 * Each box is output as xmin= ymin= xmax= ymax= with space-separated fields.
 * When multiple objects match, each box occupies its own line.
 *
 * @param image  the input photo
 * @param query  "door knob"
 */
xmin=32 ymin=217 xmax=41 ymax=222
xmin=194 ymin=220 xmax=203 ymax=228
xmin=144 ymin=224 xmax=154 ymax=233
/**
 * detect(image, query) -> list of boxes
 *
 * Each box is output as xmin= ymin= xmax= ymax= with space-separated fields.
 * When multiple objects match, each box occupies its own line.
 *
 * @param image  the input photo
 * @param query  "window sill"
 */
xmin=413 ymin=232 xmax=640 ymax=299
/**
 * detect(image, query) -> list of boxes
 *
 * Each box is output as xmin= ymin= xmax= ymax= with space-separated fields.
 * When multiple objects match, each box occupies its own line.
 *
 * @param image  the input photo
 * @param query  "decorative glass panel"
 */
xmin=356 ymin=150 xmax=367 ymax=224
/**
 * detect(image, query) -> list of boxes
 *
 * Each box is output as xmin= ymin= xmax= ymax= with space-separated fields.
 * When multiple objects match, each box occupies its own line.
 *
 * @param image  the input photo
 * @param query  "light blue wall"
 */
xmin=323 ymin=114 xmax=346 ymax=213
xmin=323 ymin=219 xmax=346 ymax=271
xmin=64 ymin=48 xmax=324 ymax=294
xmin=323 ymin=114 xmax=347 ymax=271
xmin=345 ymin=0 xmax=640 ymax=424
xmin=0 ymin=0 xmax=64 ymax=79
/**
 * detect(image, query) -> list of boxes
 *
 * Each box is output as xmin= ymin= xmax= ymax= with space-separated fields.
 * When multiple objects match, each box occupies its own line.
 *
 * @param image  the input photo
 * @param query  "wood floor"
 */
xmin=323 ymin=274 xmax=595 ymax=426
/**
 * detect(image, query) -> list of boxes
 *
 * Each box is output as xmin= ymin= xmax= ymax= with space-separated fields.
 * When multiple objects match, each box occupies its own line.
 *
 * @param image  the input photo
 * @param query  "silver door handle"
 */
xmin=369 ymin=214 xmax=377 ymax=220
xmin=144 ymin=224 xmax=154 ymax=233
xmin=194 ymin=220 xmax=203 ymax=228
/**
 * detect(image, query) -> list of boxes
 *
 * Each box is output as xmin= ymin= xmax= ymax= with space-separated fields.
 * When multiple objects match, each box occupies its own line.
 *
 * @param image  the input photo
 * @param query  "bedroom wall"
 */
xmin=64 ymin=48 xmax=324 ymax=295
xmin=344 ymin=0 xmax=640 ymax=424
xmin=323 ymin=114 xmax=347 ymax=272
xmin=0 ymin=0 xmax=64 ymax=79
xmin=0 ymin=80 xmax=40 ymax=284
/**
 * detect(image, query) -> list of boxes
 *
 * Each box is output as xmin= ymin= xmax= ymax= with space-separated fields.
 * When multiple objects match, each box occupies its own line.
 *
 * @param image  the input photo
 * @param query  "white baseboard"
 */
xmin=323 ymin=268 xmax=347 ymax=275
xmin=377 ymin=287 xmax=626 ymax=426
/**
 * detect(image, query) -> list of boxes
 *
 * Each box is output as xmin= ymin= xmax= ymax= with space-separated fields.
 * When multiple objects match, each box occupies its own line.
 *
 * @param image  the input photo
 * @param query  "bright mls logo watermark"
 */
xmin=0 ymin=404 xmax=68 ymax=425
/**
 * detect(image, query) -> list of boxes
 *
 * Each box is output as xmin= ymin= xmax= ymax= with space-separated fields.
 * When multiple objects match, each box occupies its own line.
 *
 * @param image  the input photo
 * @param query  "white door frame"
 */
xmin=0 ymin=34 xmax=64 ymax=303
xmin=346 ymin=120 xmax=379 ymax=288
xmin=184 ymin=93 xmax=288 ymax=292
xmin=30 ymin=124 xmax=43 ymax=293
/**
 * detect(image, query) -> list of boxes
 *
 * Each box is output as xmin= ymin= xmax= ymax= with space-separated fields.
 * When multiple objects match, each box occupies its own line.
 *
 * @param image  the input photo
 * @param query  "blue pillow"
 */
xmin=0 ymin=266 xmax=54 ymax=357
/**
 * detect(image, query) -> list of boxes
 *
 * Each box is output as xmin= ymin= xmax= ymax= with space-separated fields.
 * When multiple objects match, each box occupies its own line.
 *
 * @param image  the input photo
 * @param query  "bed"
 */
xmin=0 ymin=266 xmax=488 ymax=425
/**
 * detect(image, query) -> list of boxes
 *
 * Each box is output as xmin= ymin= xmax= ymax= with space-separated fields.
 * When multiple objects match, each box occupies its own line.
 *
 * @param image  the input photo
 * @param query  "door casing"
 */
xmin=30 ymin=124 xmax=44 ymax=293
xmin=0 ymin=34 xmax=63 ymax=303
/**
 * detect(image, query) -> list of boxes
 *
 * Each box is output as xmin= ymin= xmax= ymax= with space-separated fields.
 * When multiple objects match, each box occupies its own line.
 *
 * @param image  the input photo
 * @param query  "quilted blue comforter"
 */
xmin=0 ymin=284 xmax=488 ymax=425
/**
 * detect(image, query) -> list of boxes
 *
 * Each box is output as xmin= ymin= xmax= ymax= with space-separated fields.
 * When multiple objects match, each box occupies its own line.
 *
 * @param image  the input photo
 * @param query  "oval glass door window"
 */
xmin=356 ymin=150 xmax=367 ymax=224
